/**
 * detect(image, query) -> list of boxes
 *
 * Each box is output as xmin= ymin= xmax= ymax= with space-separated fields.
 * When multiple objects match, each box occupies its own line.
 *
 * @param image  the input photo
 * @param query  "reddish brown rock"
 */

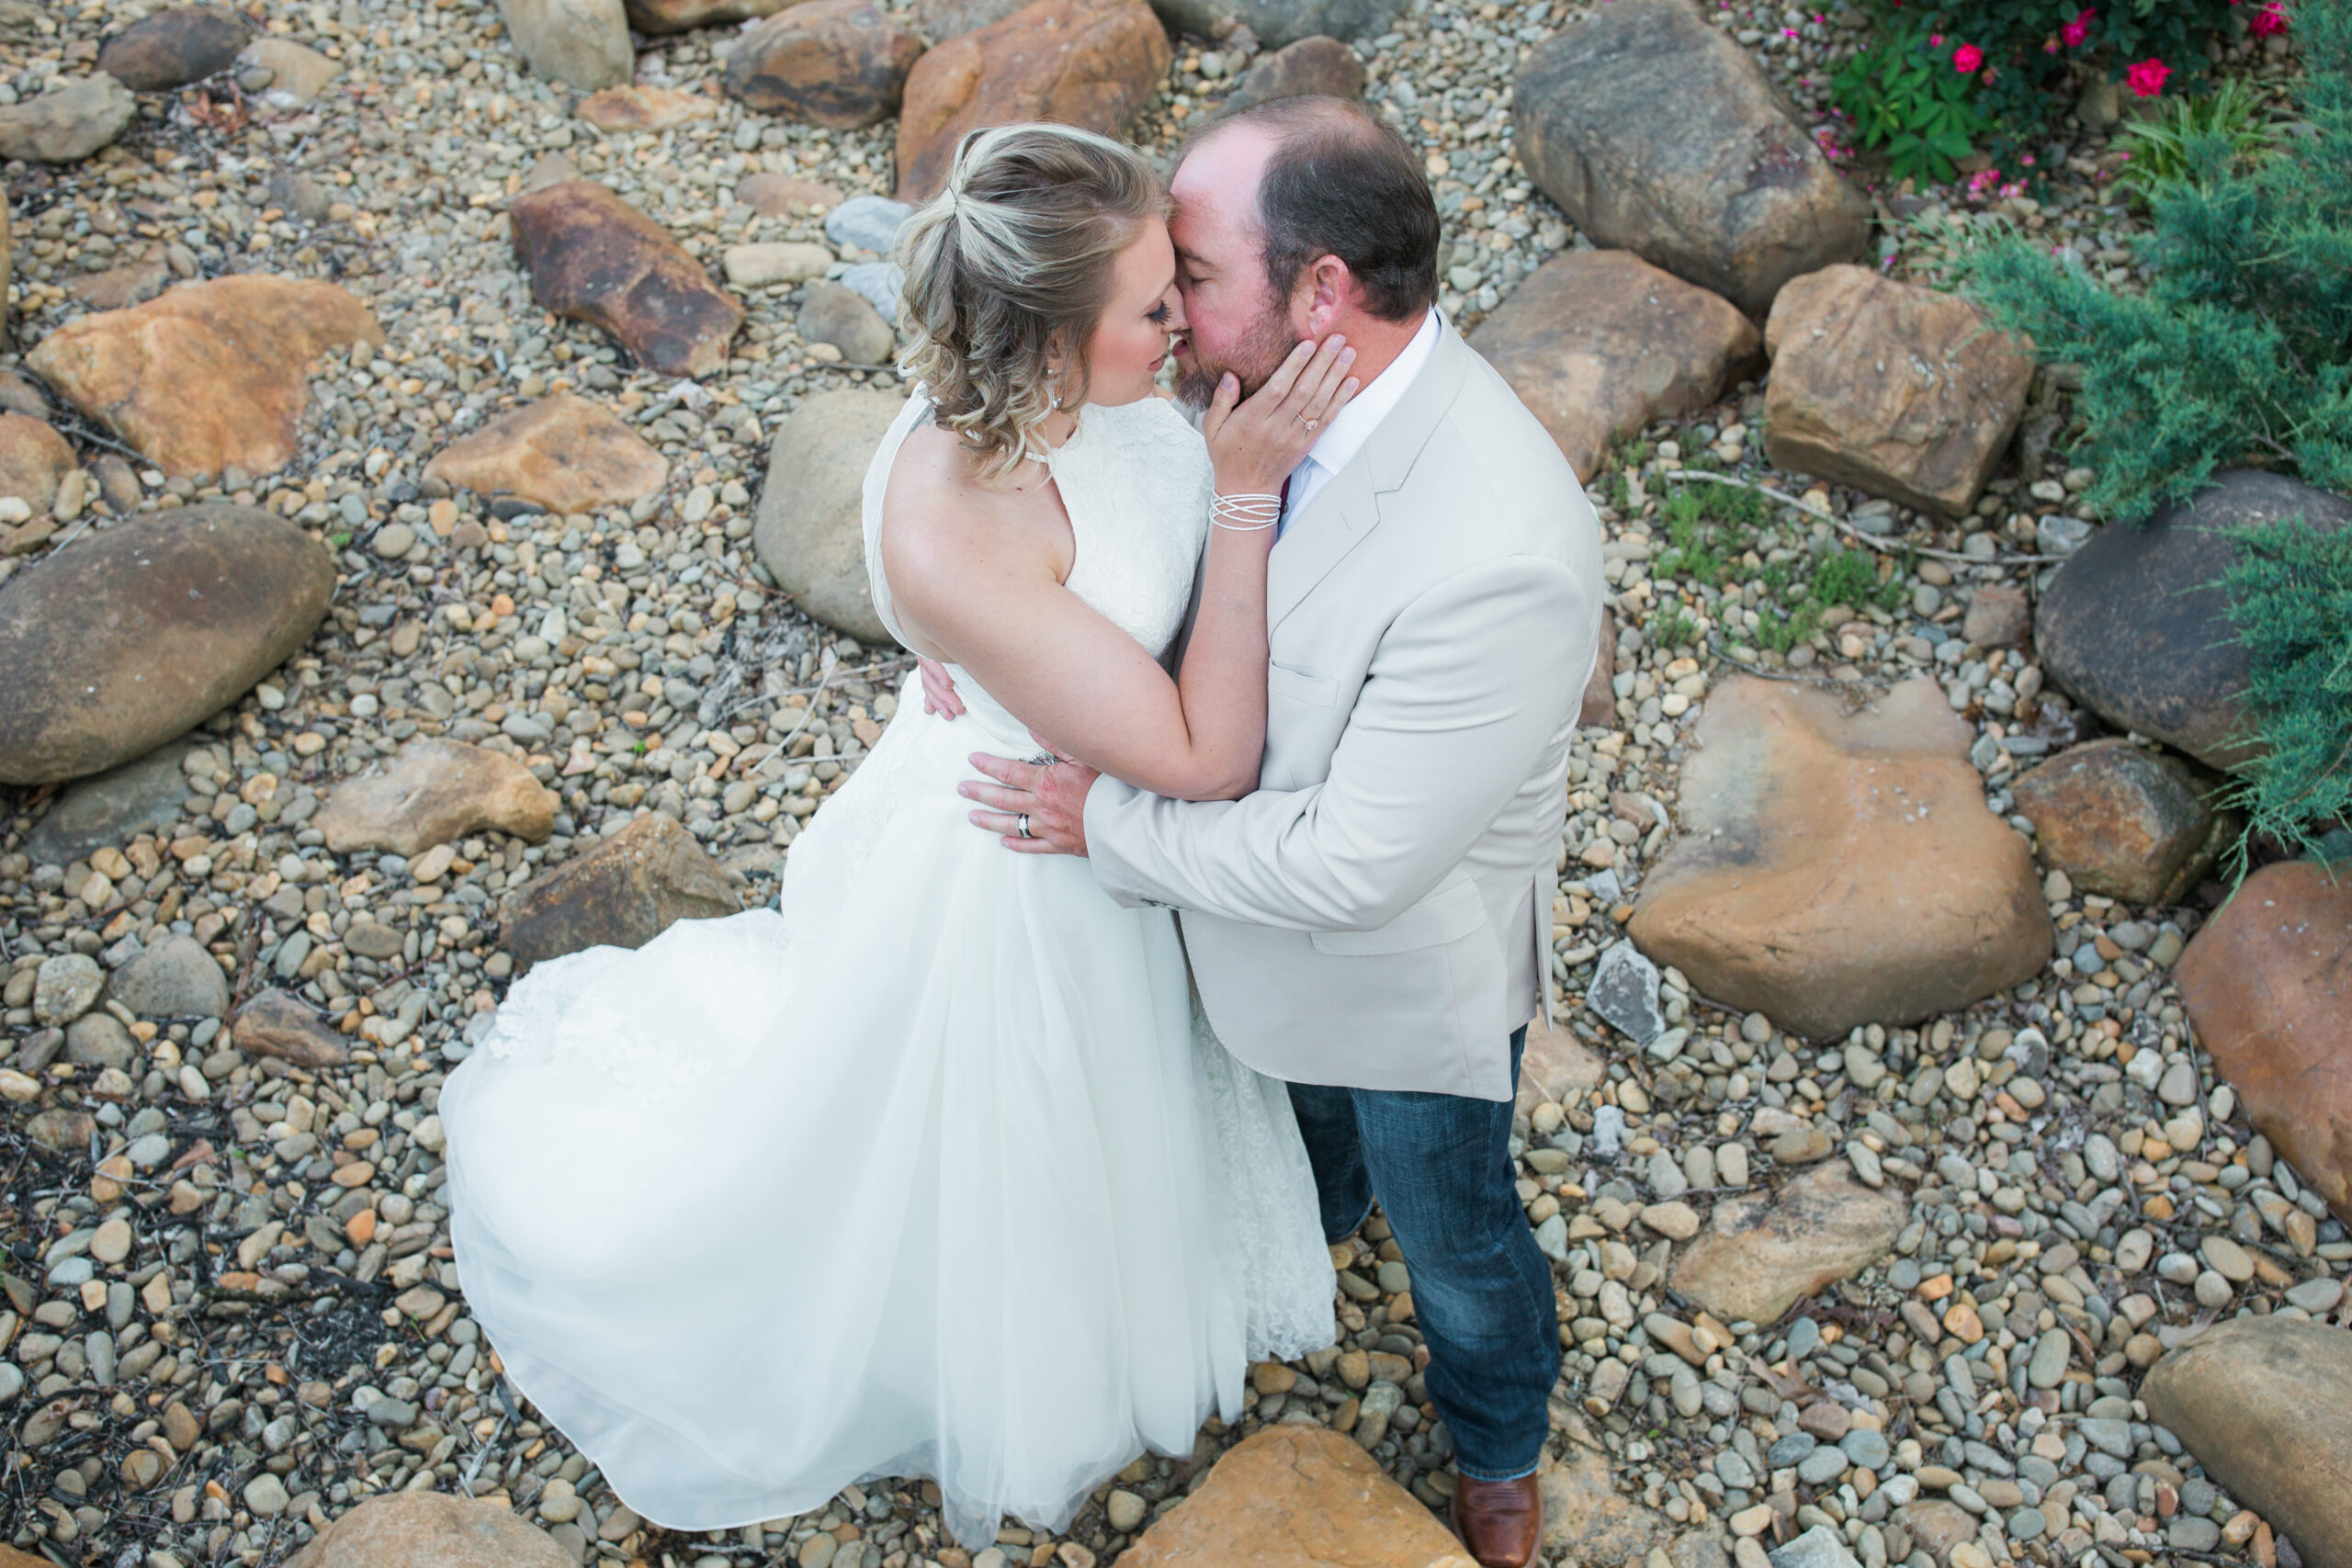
xmin=2176 ymin=860 xmax=2352 ymax=1224
xmin=1516 ymin=1010 xmax=1604 ymax=1122
xmin=318 ymin=739 xmax=558 ymax=856
xmin=1763 ymin=265 xmax=2034 ymax=519
xmin=1670 ymin=1163 xmax=1909 ymax=1325
xmin=1471 ymin=250 xmax=1760 ymax=483
xmin=895 ymin=0 xmax=1170 ymax=202
xmin=725 ymin=0 xmax=927 ymax=129
xmin=27 ymin=276 xmax=383 ymax=480
xmin=1627 ymin=675 xmax=2052 ymax=1038
xmin=1222 ymin=35 xmax=1365 ymax=112
xmin=0 ymin=412 xmax=76 ymax=513
xmin=232 ymin=989 xmax=351 ymax=1070
xmin=2009 ymin=738 xmax=2225 ymax=906
xmin=509 ymin=181 xmax=742 ymax=380
xmin=287 ymin=1491 xmax=575 ymax=1568
xmin=623 ymin=0 xmax=794 ymax=31
xmin=577 ymin=85 xmax=719 ymax=132
xmin=1579 ymin=609 xmax=1618 ymax=728
xmin=1118 ymin=1426 xmax=1476 ymax=1567
xmin=501 ymin=811 xmax=741 ymax=969
xmin=735 ymin=172 xmax=846 ymax=216
xmin=422 ymin=393 xmax=669 ymax=515
xmin=97 ymin=5 xmax=254 ymax=91
xmin=1960 ymin=582 xmax=2030 ymax=649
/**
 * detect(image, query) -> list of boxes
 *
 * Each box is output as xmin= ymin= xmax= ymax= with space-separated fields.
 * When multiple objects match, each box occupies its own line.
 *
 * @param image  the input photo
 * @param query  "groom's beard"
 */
xmin=1174 ymin=307 xmax=1299 ymax=412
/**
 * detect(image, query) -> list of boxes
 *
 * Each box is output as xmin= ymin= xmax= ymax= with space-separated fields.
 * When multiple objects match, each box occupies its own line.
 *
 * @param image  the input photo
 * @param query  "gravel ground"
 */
xmin=1 ymin=1 xmax=2341 ymax=1566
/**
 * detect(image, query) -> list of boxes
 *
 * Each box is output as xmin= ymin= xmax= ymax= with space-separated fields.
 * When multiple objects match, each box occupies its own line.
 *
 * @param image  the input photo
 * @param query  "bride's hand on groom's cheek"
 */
xmin=960 ymin=750 xmax=1100 ymax=856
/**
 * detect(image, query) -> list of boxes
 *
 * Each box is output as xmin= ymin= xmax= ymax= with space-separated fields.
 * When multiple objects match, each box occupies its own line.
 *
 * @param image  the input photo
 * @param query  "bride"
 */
xmin=440 ymin=123 xmax=1358 ymax=1551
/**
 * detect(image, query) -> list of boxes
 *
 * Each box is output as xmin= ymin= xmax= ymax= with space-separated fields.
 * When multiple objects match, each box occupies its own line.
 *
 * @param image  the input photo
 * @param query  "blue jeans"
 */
xmin=1287 ymin=1026 xmax=1559 ymax=1482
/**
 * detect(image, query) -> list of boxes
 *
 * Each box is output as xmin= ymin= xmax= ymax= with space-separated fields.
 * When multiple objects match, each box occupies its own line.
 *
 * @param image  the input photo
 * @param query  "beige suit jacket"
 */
xmin=1083 ymin=323 xmax=1605 ymax=1101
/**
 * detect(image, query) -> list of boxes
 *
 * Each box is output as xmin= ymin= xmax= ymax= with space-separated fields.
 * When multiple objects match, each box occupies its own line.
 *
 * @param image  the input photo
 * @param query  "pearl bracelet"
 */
xmin=1211 ymin=492 xmax=1283 ymax=532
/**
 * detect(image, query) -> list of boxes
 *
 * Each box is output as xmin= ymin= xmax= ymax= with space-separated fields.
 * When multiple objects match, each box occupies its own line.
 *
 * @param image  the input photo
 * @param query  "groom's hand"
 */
xmin=961 ymin=749 xmax=1100 ymax=856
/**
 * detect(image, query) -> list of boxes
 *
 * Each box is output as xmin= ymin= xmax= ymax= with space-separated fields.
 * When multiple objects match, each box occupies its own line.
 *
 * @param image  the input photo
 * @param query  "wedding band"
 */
xmin=1016 ymin=813 xmax=1034 ymax=839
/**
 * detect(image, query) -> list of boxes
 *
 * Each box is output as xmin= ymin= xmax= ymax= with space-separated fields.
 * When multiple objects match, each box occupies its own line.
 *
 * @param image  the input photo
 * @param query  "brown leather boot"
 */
xmin=1451 ymin=1472 xmax=1543 ymax=1567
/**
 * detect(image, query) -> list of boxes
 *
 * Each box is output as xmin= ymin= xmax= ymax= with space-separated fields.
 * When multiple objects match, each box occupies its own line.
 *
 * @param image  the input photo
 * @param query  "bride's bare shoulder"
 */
xmin=879 ymin=422 xmax=1056 ymax=599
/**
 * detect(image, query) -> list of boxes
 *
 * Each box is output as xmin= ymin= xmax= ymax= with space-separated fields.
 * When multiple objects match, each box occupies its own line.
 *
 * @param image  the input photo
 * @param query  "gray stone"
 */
xmin=1588 ymin=940 xmax=1663 ymax=1043
xmin=34 ymin=953 xmax=105 ymax=1026
xmin=837 ymin=260 xmax=904 ymax=325
xmin=0 ymin=76 xmax=139 ymax=164
xmin=2027 ymin=1327 xmax=2070 ymax=1389
xmin=1797 ymin=1445 xmax=1849 ymax=1484
xmin=1768 ymin=1524 xmax=1860 ymax=1568
xmin=751 ymin=389 xmax=904 ymax=646
xmin=63 ymin=1012 xmax=135 ymax=1070
xmin=1148 ymin=0 xmax=1405 ymax=49
xmin=797 ymin=279 xmax=896 ymax=367
xmin=107 ymin=933 xmax=231 ymax=1019
xmin=98 ymin=6 xmax=254 ymax=91
xmin=498 ymin=0 xmax=633 ymax=89
xmin=823 ymin=194 xmax=913 ymax=255
xmin=24 ymin=740 xmax=194 ymax=866
xmin=1840 ymin=1427 xmax=1890 ymax=1469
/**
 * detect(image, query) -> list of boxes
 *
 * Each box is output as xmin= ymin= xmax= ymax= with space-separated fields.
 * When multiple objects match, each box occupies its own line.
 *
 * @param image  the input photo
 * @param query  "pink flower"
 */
xmin=1928 ymin=30 xmax=1943 ymax=43
xmin=2126 ymin=56 xmax=2171 ymax=95
xmin=2062 ymin=7 xmax=2094 ymax=45
xmin=1953 ymin=40 xmax=1984 ymax=71
xmin=2045 ymin=37 xmax=2061 ymax=50
xmin=2251 ymin=0 xmax=2289 ymax=36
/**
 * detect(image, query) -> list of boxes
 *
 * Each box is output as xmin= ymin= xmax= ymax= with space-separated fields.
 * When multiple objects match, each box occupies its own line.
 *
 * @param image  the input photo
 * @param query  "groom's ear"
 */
xmin=1297 ymin=254 xmax=1354 ymax=336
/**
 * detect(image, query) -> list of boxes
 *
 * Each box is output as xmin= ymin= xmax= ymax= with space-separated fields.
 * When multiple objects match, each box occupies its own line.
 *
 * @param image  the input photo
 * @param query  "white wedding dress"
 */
xmin=440 ymin=391 xmax=1335 ymax=1551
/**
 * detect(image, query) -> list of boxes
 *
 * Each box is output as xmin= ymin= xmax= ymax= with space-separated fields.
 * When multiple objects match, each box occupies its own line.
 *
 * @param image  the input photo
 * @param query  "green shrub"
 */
xmin=2222 ymin=517 xmax=2352 ymax=866
xmin=1832 ymin=15 xmax=2000 ymax=185
xmin=2112 ymin=76 xmax=2283 ymax=196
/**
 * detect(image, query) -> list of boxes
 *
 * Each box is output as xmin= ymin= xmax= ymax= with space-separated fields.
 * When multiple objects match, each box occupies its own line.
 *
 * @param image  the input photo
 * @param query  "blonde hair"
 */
xmin=895 ymin=123 xmax=1167 ymax=483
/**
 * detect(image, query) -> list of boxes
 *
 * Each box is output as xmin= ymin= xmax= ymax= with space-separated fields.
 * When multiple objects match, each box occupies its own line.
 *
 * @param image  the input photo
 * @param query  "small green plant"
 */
xmin=1656 ymin=609 xmax=1702 ymax=650
xmin=2113 ymin=76 xmax=2282 ymax=196
xmin=1814 ymin=548 xmax=1894 ymax=609
xmin=2221 ymin=516 xmax=2352 ymax=867
xmin=329 ymin=530 xmax=352 ymax=547
xmin=1832 ymin=15 xmax=1997 ymax=185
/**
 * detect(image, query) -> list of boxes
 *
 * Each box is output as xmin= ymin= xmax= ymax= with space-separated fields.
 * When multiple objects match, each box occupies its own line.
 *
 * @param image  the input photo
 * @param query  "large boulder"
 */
xmin=1626 ymin=676 xmax=2052 ymax=1038
xmin=2176 ymin=859 xmax=2352 ymax=1224
xmin=2035 ymin=469 xmax=2352 ymax=771
xmin=28 ymin=276 xmax=384 ymax=480
xmin=723 ymin=0 xmax=927 ymax=129
xmin=1511 ymin=0 xmax=1868 ymax=317
xmin=317 ymin=739 xmax=557 ymax=856
xmin=422 ymin=394 xmax=669 ymax=514
xmin=2141 ymin=1318 xmax=2352 ymax=1568
xmin=752 ymin=389 xmax=904 ymax=645
xmin=0 ymin=77 xmax=139 ymax=164
xmin=288 ymin=1492 xmax=576 ymax=1568
xmin=895 ymin=0 xmax=1170 ymax=202
xmin=1119 ymin=1426 xmax=1477 ymax=1567
xmin=0 ymin=506 xmax=334 ymax=786
xmin=2008 ymin=739 xmax=2225 ymax=906
xmin=625 ymin=0 xmax=795 ymax=32
xmin=1221 ymin=35 xmax=1366 ymax=112
xmin=97 ymin=6 xmax=254 ymax=91
xmin=1669 ymin=1164 xmax=1908 ymax=1325
xmin=497 ymin=0 xmax=634 ymax=90
xmin=510 ymin=181 xmax=743 ymax=380
xmin=501 ymin=811 xmax=741 ymax=969
xmin=1762 ymin=265 xmax=2033 ymax=519
xmin=1147 ymin=0 xmax=1403 ymax=49
xmin=1469 ymin=250 xmax=1760 ymax=483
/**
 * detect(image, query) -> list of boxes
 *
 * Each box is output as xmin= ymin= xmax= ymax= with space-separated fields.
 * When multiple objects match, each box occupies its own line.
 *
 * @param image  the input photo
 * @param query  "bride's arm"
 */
xmin=888 ymin=339 xmax=1355 ymax=803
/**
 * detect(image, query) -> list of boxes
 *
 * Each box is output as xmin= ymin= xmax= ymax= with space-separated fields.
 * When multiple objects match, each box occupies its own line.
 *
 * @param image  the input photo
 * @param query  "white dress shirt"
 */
xmin=1280 ymin=308 xmax=1442 ymax=536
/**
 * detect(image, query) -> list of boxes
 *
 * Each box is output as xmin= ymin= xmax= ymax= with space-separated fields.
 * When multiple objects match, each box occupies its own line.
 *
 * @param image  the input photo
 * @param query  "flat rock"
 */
xmin=2177 ymin=860 xmax=2352 ymax=1224
xmin=1762 ymin=265 xmax=2033 ymax=519
xmin=1627 ymin=676 xmax=2052 ymax=1038
xmin=0 ymin=412 xmax=77 ymax=513
xmin=26 ymin=1107 xmax=96 ymax=1154
xmin=1960 ymin=583 xmax=2029 ymax=649
xmin=0 ymin=76 xmax=139 ymax=164
xmin=916 ymin=0 xmax=1034 ymax=39
xmin=65 ymin=1013 xmax=135 ymax=1069
xmin=509 ymin=180 xmax=742 ymax=380
xmin=2141 ymin=1318 xmax=2352 ymax=1568
xmin=239 ymin=38 xmax=340 ymax=105
xmin=24 ymin=739 xmax=193 ymax=865
xmin=624 ymin=0 xmax=795 ymax=31
xmin=752 ymin=389 xmax=904 ymax=645
xmin=824 ymin=194 xmax=913 ymax=254
xmin=497 ymin=0 xmax=633 ymax=89
xmin=735 ymin=172 xmax=845 ymax=216
xmin=724 ymin=0 xmax=926 ymax=129
xmin=577 ymin=85 xmax=718 ymax=132
xmin=797 ymin=279 xmax=895 ymax=365
xmin=231 ymin=988 xmax=351 ymax=1069
xmin=723 ymin=242 xmax=838 ymax=288
xmin=2009 ymin=739 xmax=2224 ymax=906
xmin=108 ymin=933 xmax=230 ymax=1019
xmin=287 ymin=1491 xmax=575 ymax=1568
xmin=1540 ymin=1436 xmax=1673 ymax=1562
xmin=1516 ymin=1010 xmax=1605 ymax=1121
xmin=70 ymin=246 xmax=174 ymax=312
xmin=1118 ymin=1426 xmax=1477 ymax=1566
xmin=97 ymin=6 xmax=254 ymax=91
xmin=2035 ymin=469 xmax=2352 ymax=770
xmin=1148 ymin=0 xmax=1403 ymax=49
xmin=317 ymin=739 xmax=557 ymax=856
xmin=1512 ymin=0 xmax=1868 ymax=316
xmin=1471 ymin=249 xmax=1760 ymax=483
xmin=895 ymin=0 xmax=1170 ymax=202
xmin=501 ymin=811 xmax=741 ymax=968
xmin=1670 ymin=1163 xmax=1908 ymax=1325
xmin=1222 ymin=35 xmax=1366 ymax=111
xmin=1588 ymin=939 xmax=1664 ymax=1043
xmin=422 ymin=393 xmax=668 ymax=514
xmin=28 ymin=275 xmax=383 ymax=479
xmin=0 ymin=506 xmax=334 ymax=786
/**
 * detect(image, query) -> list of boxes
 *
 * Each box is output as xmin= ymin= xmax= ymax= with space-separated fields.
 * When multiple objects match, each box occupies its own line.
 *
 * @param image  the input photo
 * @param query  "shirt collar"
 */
xmin=1301 ymin=308 xmax=1442 ymax=480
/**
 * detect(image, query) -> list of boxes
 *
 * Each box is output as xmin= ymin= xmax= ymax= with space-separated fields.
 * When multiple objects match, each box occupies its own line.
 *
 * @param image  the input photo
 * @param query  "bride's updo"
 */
xmin=895 ymin=123 xmax=1167 ymax=482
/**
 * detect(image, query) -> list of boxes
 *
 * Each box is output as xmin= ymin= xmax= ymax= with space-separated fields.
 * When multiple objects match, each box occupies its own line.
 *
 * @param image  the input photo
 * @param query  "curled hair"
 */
xmin=895 ymin=123 xmax=1167 ymax=483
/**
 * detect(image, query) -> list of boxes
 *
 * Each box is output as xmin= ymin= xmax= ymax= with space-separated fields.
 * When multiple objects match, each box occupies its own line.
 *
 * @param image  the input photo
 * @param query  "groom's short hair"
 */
xmin=1196 ymin=96 xmax=1439 ymax=323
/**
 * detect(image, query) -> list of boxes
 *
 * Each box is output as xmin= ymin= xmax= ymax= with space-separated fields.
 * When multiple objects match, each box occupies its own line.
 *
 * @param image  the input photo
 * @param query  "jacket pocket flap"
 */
xmin=1267 ymin=662 xmax=1339 ymax=707
xmin=1311 ymin=877 xmax=1486 ymax=957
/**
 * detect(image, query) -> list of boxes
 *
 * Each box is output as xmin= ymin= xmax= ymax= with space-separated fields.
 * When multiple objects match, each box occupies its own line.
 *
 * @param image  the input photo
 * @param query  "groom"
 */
xmin=957 ymin=96 xmax=1603 ymax=1567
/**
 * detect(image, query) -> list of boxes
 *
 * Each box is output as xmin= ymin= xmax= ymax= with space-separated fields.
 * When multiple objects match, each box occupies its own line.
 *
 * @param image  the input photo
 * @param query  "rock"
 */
xmin=65 ymin=1013 xmax=135 ymax=1069
xmin=69 ymin=247 xmax=174 ymax=312
xmin=2009 ymin=739 xmax=2225 ymax=906
xmin=2176 ymin=860 xmax=2352 ymax=1224
xmin=1222 ymin=35 xmax=1366 ymax=111
xmin=624 ymin=0 xmax=794 ymax=31
xmin=0 ymin=197 xmax=10 ymax=353
xmin=1894 ymin=1501 xmax=1978 ymax=1566
xmin=1627 ymin=676 xmax=2052 ymax=1039
xmin=239 ymin=38 xmax=340 ymax=105
xmin=1470 ymin=250 xmax=1761 ymax=483
xmin=0 ymin=413 xmax=77 ymax=513
xmin=1516 ymin=1010 xmax=1604 ymax=1120
xmin=736 ymin=172 xmax=845 ymax=216
xmin=1540 ymin=1435 xmax=1672 ymax=1562
xmin=723 ymin=242 xmax=839 ymax=288
xmin=1148 ymin=0 xmax=1403 ymax=50
xmin=497 ymin=0 xmax=634 ymax=90
xmin=825 ymin=195 xmax=915 ymax=255
xmin=317 ymin=739 xmax=557 ymax=856
xmin=752 ymin=389 xmax=905 ymax=645
xmin=895 ymin=0 xmax=1170 ymax=202
xmin=34 ymin=953 xmax=103 ymax=1026
xmin=798 ymin=280 xmax=896 ymax=366
xmin=723 ymin=0 xmax=926 ymax=129
xmin=500 ymin=811 xmax=741 ymax=969
xmin=28 ymin=276 xmax=384 ymax=480
xmin=1761 ymin=265 xmax=2033 ymax=519
xmin=24 ymin=740 xmax=193 ymax=866
xmin=1770 ymin=1526 xmax=1860 ymax=1568
xmin=1588 ymin=939 xmax=1664 ymax=1043
xmin=422 ymin=394 xmax=669 ymax=515
xmin=837 ymin=261 xmax=906 ymax=325
xmin=916 ymin=0 xmax=1034 ymax=39
xmin=266 ymin=170 xmax=335 ymax=223
xmin=2035 ymin=469 xmax=2352 ymax=771
xmin=1512 ymin=0 xmax=1868 ymax=317
xmin=577 ymin=85 xmax=718 ymax=132
xmin=231 ymin=988 xmax=351 ymax=1070
xmin=0 ymin=77 xmax=139 ymax=164
xmin=1670 ymin=1163 xmax=1909 ymax=1325
xmin=0 ymin=506 xmax=334 ymax=786
xmin=27 ymin=1107 xmax=96 ymax=1153
xmin=287 ymin=1491 xmax=577 ymax=1568
xmin=1118 ymin=1426 xmax=1477 ymax=1567
xmin=108 ymin=934 xmax=231 ymax=1019
xmin=509 ymin=181 xmax=743 ymax=380
xmin=2141 ymin=1318 xmax=2352 ymax=1568
xmin=1581 ymin=610 xmax=1618 ymax=728
xmin=1960 ymin=584 xmax=2030 ymax=649
xmin=97 ymin=6 xmax=254 ymax=91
